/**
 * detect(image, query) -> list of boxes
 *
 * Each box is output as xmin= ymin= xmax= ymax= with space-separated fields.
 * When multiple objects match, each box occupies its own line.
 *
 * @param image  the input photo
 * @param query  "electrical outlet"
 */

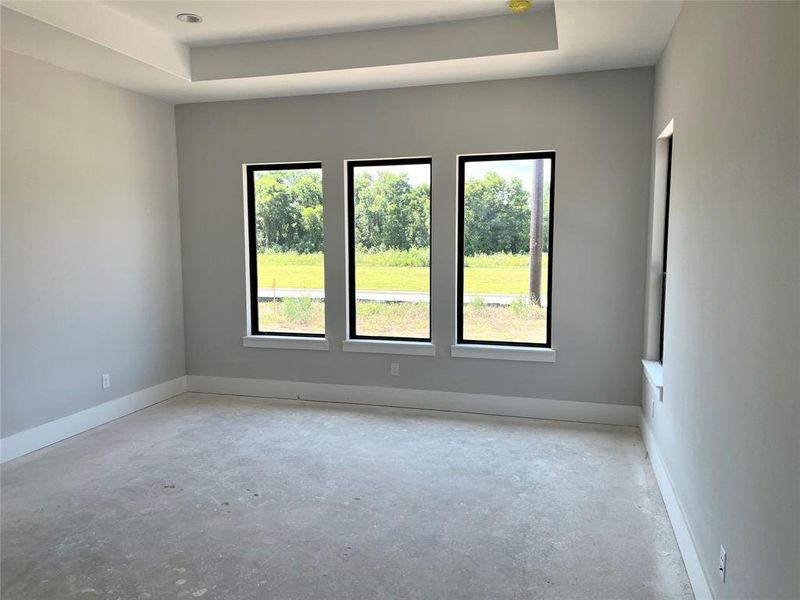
xmin=391 ymin=362 xmax=400 ymax=376
xmin=718 ymin=546 xmax=727 ymax=582
xmin=101 ymin=374 xmax=111 ymax=389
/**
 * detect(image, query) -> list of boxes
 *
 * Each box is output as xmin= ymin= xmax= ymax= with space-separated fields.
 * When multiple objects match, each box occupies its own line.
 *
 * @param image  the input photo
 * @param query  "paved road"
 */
xmin=258 ymin=288 xmax=548 ymax=307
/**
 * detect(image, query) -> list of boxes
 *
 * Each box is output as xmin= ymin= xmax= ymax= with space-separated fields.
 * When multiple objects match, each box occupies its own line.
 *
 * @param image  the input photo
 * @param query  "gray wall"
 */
xmin=1 ymin=51 xmax=186 ymax=437
xmin=642 ymin=2 xmax=799 ymax=598
xmin=176 ymin=68 xmax=654 ymax=405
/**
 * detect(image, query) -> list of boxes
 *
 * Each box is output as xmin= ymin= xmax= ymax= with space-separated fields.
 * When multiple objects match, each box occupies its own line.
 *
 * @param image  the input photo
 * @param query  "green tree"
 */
xmin=254 ymin=169 xmax=323 ymax=253
xmin=299 ymin=204 xmax=324 ymax=252
xmin=252 ymin=167 xmax=544 ymax=258
xmin=463 ymin=172 xmax=530 ymax=255
xmin=407 ymin=184 xmax=430 ymax=248
xmin=354 ymin=171 xmax=430 ymax=252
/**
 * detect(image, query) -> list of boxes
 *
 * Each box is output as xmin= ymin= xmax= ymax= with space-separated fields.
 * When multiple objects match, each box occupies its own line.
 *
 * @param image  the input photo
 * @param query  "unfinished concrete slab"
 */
xmin=1 ymin=393 xmax=692 ymax=599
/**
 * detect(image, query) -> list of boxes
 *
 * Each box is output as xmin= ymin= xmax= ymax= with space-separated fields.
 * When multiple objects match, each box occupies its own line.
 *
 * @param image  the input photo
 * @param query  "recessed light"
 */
xmin=176 ymin=13 xmax=202 ymax=24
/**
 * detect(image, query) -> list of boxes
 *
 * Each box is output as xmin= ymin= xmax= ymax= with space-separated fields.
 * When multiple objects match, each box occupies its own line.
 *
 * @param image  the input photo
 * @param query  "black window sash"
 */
xmin=346 ymin=157 xmax=433 ymax=342
xmin=246 ymin=162 xmax=325 ymax=337
xmin=456 ymin=151 xmax=555 ymax=348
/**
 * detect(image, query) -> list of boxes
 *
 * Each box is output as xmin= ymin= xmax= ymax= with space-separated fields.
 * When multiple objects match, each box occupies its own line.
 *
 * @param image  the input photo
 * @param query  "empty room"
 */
xmin=1 ymin=1 xmax=798 ymax=598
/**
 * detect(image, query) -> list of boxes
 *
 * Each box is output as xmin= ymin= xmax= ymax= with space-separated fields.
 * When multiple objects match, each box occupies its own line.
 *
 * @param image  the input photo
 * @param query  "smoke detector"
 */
xmin=507 ymin=0 xmax=532 ymax=14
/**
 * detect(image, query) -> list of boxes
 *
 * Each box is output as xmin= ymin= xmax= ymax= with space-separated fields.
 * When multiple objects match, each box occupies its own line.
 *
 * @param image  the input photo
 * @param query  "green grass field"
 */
xmin=256 ymin=250 xmax=549 ymax=342
xmin=258 ymin=299 xmax=546 ymax=343
xmin=256 ymin=251 xmax=548 ymax=295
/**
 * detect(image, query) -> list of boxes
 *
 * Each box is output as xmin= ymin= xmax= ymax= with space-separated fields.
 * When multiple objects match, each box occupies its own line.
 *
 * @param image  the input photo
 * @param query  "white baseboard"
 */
xmin=640 ymin=410 xmax=714 ymax=600
xmin=187 ymin=375 xmax=640 ymax=427
xmin=0 ymin=376 xmax=188 ymax=463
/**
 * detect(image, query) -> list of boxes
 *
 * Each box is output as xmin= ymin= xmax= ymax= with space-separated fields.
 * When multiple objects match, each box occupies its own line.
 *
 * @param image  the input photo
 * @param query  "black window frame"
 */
xmin=456 ymin=151 xmax=556 ymax=348
xmin=246 ymin=161 xmax=325 ymax=338
xmin=658 ymin=137 xmax=673 ymax=362
xmin=346 ymin=156 xmax=433 ymax=342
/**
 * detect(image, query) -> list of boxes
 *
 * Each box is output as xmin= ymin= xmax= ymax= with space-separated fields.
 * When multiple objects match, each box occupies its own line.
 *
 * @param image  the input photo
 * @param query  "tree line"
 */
xmin=253 ymin=169 xmax=549 ymax=256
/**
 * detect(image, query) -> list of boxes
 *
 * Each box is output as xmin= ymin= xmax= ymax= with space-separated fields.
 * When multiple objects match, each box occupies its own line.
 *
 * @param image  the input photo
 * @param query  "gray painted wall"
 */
xmin=642 ymin=3 xmax=799 ymax=598
xmin=176 ymin=68 xmax=654 ymax=405
xmin=1 ymin=51 xmax=186 ymax=437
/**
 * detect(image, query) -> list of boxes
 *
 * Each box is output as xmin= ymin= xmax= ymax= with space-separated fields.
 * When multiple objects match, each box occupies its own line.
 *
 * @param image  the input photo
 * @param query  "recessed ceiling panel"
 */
xmin=3 ymin=0 xmax=681 ymax=103
xmin=104 ymin=0 xmax=549 ymax=46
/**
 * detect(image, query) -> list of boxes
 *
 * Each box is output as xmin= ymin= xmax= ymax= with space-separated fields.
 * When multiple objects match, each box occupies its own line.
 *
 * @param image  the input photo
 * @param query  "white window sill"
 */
xmin=450 ymin=344 xmax=556 ymax=362
xmin=342 ymin=339 xmax=436 ymax=356
xmin=243 ymin=335 xmax=329 ymax=351
xmin=642 ymin=359 xmax=664 ymax=389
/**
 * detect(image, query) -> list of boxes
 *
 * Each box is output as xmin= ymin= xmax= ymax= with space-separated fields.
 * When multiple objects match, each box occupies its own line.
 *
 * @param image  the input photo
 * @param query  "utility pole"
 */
xmin=528 ymin=160 xmax=544 ymax=306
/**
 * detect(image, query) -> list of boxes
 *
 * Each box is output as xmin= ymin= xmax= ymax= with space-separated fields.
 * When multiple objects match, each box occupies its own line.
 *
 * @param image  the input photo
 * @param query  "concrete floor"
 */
xmin=1 ymin=393 xmax=692 ymax=600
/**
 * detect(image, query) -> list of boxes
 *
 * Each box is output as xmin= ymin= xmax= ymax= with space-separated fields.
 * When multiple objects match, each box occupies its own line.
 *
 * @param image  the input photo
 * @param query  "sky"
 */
xmin=464 ymin=159 xmax=551 ymax=195
xmin=354 ymin=159 xmax=551 ymax=195
xmin=259 ymin=159 xmax=552 ymax=194
xmin=353 ymin=163 xmax=431 ymax=187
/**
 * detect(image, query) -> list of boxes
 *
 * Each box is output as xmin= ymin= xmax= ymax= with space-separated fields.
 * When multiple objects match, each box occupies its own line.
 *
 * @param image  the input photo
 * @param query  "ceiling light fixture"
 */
xmin=176 ymin=13 xmax=203 ymax=24
xmin=507 ymin=0 xmax=532 ymax=14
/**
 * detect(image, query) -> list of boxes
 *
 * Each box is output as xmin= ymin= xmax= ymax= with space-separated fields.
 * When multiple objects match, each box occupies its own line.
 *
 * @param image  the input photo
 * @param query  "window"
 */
xmin=246 ymin=163 xmax=324 ymax=337
xmin=457 ymin=152 xmax=555 ymax=347
xmin=658 ymin=137 xmax=673 ymax=362
xmin=347 ymin=157 xmax=432 ymax=341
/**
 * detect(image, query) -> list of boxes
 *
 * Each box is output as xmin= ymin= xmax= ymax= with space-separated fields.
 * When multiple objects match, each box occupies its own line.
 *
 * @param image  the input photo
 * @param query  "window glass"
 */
xmin=458 ymin=153 xmax=554 ymax=346
xmin=348 ymin=158 xmax=432 ymax=340
xmin=247 ymin=164 xmax=324 ymax=336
